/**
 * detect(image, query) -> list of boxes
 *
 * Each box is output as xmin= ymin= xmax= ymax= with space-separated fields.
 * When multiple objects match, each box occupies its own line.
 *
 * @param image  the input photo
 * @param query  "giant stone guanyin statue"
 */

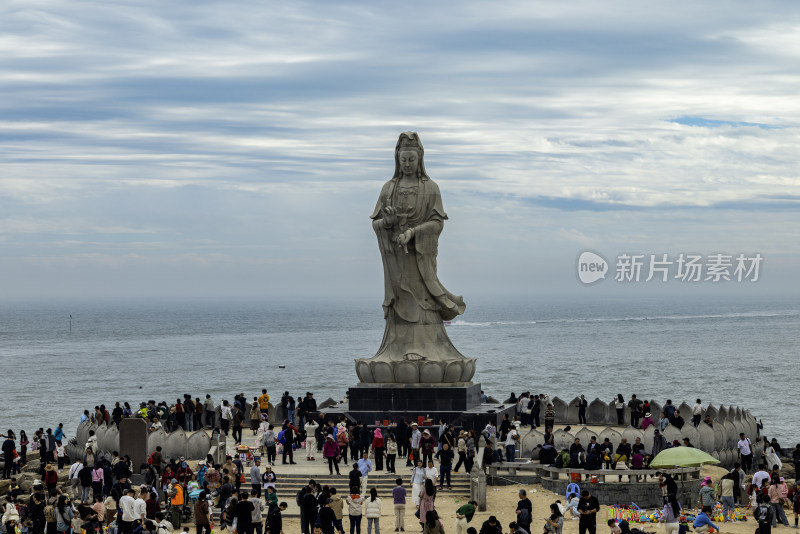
xmin=355 ymin=132 xmax=476 ymax=384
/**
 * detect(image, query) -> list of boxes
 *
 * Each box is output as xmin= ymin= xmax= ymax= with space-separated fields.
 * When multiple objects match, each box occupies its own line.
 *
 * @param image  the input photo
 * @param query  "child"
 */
xmin=55 ymin=442 xmax=67 ymax=470
xmin=607 ymin=519 xmax=621 ymax=534
xmin=265 ymin=486 xmax=278 ymax=514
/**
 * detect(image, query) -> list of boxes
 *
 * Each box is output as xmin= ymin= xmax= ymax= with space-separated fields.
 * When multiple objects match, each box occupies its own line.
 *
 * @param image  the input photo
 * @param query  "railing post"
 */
xmin=470 ymin=464 xmax=487 ymax=512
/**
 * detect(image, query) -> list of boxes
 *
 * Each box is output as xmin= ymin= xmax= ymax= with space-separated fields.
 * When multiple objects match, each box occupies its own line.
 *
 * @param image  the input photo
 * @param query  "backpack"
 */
xmin=296 ymin=487 xmax=307 ymax=507
xmin=147 ymin=452 xmax=155 ymax=465
xmin=44 ymin=505 xmax=55 ymax=522
xmin=277 ymin=430 xmax=286 ymax=445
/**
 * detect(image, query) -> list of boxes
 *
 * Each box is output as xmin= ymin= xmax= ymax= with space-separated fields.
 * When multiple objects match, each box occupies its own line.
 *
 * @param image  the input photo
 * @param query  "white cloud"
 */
xmin=0 ymin=0 xmax=799 ymax=297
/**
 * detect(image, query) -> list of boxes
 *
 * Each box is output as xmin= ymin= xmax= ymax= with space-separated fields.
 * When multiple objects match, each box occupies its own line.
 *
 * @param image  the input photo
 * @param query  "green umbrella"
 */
xmin=650 ymin=447 xmax=720 ymax=468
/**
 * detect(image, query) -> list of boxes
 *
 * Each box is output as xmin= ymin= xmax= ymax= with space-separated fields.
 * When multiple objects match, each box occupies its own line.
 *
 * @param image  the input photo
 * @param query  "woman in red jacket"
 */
xmin=371 ymin=429 xmax=386 ymax=471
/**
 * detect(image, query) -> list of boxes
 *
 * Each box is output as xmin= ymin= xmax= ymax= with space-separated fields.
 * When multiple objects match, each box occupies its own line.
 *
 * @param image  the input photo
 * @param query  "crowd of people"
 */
xmin=2 ymin=389 xmax=799 ymax=534
xmin=68 ymin=391 xmax=318 ymax=443
xmin=510 ymin=393 xmax=758 ymax=435
xmin=500 ymin=392 xmax=795 ymax=477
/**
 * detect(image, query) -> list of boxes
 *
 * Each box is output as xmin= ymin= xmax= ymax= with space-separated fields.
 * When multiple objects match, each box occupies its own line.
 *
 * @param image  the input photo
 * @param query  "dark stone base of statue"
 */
xmin=349 ymin=382 xmax=481 ymax=411
xmin=322 ymin=382 xmax=515 ymax=431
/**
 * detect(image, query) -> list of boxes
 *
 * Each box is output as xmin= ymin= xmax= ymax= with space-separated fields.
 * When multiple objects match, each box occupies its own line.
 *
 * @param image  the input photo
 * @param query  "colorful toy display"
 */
xmin=606 ymin=504 xmax=747 ymax=524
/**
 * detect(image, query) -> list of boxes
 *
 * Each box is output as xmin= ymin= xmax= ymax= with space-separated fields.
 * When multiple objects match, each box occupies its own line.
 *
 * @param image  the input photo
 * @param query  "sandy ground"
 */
xmin=183 ymin=451 xmax=784 ymax=534
xmin=234 ymin=482 xmax=777 ymax=534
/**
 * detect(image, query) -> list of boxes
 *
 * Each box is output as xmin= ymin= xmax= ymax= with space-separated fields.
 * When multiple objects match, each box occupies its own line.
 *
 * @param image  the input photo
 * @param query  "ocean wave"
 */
xmin=450 ymin=310 xmax=797 ymax=327
xmin=448 ymin=320 xmax=537 ymax=327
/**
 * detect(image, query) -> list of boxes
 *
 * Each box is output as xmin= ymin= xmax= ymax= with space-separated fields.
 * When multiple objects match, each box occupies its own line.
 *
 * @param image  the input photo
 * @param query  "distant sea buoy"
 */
xmin=278 ymin=365 xmax=286 ymax=369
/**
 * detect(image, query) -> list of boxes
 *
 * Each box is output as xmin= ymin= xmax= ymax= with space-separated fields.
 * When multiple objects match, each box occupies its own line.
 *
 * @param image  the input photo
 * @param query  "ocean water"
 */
xmin=1 ymin=294 xmax=798 ymax=446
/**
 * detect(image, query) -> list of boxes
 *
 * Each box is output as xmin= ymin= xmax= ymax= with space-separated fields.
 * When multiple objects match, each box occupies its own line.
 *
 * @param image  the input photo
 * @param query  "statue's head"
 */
xmin=392 ymin=131 xmax=429 ymax=181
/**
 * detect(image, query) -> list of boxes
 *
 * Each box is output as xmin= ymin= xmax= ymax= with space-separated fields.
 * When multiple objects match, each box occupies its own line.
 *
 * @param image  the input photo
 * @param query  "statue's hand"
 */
xmin=382 ymin=205 xmax=397 ymax=227
xmin=396 ymin=229 xmax=413 ymax=246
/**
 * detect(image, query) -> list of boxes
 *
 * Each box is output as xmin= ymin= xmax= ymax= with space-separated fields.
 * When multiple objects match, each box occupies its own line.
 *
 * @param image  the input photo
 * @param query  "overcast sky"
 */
xmin=1 ymin=1 xmax=799 ymax=300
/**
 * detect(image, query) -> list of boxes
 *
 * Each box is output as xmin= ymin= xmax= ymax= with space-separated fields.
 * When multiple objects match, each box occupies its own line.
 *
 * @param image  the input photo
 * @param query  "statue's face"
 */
xmin=398 ymin=150 xmax=419 ymax=177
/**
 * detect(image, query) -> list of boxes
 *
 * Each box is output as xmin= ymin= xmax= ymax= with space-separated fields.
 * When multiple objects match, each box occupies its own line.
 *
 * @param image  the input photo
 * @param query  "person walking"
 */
xmin=515 ymin=489 xmax=532 ymax=533
xmin=659 ymin=494 xmax=681 ymax=534
xmin=357 ymin=453 xmax=373 ymax=496
xmin=300 ymin=483 xmax=319 ymax=534
xmin=232 ymin=405 xmax=245 ymax=445
xmin=385 ymin=435 xmax=397 ymax=474
xmin=250 ymin=489 xmax=265 ymax=534
xmin=338 ymin=424 xmax=351 ymax=467
xmin=768 ymin=480 xmax=790 ymax=527
xmin=408 ymin=424 xmax=421 ymax=467
xmin=323 ymin=435 xmax=341 ymax=476
xmin=281 ymin=422 xmax=298 ymax=465
xmin=195 ymin=490 xmax=212 ymax=534
xmin=435 ymin=444 xmax=454 ymax=490
xmin=736 ymin=433 xmax=754 ymax=472
xmin=418 ymin=480 xmax=436 ymax=531
xmin=698 ymin=477 xmax=715 ymax=510
xmin=420 ymin=431 xmax=436 ymax=467
xmin=372 ymin=430 xmax=386 ymax=471
xmin=250 ymin=459 xmax=262 ymax=498
xmin=454 ymin=432 xmax=467 ymax=474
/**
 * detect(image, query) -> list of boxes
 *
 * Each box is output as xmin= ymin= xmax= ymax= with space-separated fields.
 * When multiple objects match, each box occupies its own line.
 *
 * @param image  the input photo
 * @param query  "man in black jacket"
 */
xmin=318 ymin=499 xmax=337 ymax=534
xmin=479 ymin=516 xmax=503 ymax=534
xmin=435 ymin=444 xmax=455 ymax=490
xmin=282 ymin=423 xmax=297 ymax=465
xmin=266 ymin=502 xmax=287 ymax=534
xmin=300 ymin=483 xmax=319 ymax=534
xmin=113 ymin=457 xmax=132 ymax=481
xmin=305 ymin=393 xmax=318 ymax=414
xmin=396 ymin=419 xmax=409 ymax=458
xmin=531 ymin=396 xmax=541 ymax=428
xmin=515 ymin=489 xmax=533 ymax=533
xmin=235 ymin=492 xmax=255 ymax=534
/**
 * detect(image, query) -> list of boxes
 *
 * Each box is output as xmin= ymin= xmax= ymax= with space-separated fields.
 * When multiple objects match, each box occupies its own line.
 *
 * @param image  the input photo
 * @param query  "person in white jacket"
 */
xmin=364 ymin=488 xmax=381 ymax=534
xmin=2 ymin=500 xmax=21 ymax=526
xmin=305 ymin=420 xmax=319 ymax=461
xmin=346 ymin=491 xmax=364 ymax=534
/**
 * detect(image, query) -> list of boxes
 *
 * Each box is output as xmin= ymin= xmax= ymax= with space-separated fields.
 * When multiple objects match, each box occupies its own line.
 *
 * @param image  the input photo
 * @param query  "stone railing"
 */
xmin=488 ymin=461 xmax=702 ymax=507
xmin=67 ymin=396 xmax=348 ymax=464
xmin=514 ymin=399 xmax=761 ymax=469
xmin=68 ymin=421 xmax=219 ymax=464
